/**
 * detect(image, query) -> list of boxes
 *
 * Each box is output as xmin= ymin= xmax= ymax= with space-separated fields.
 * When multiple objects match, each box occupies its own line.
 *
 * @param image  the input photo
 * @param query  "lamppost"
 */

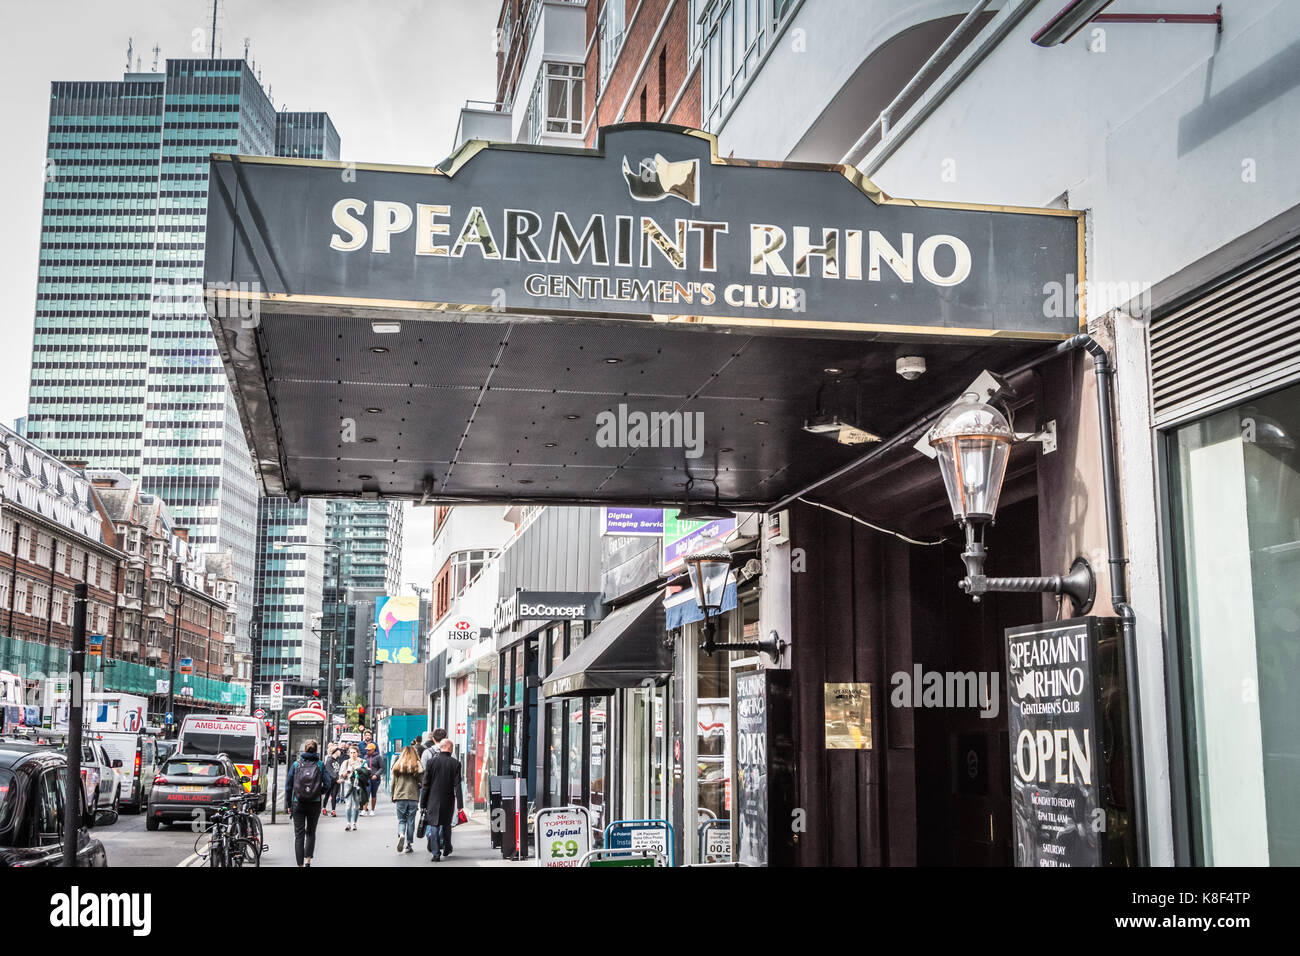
xmin=273 ymin=540 xmax=343 ymax=732
xmin=683 ymin=552 xmax=784 ymax=660
xmin=928 ymin=392 xmax=1094 ymax=612
xmin=165 ymin=563 xmax=183 ymax=736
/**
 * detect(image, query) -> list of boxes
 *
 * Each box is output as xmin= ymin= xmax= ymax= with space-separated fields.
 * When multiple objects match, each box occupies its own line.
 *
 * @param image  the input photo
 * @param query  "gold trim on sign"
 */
xmin=205 ymin=289 xmax=1072 ymax=342
xmin=211 ymin=122 xmax=1089 ymax=224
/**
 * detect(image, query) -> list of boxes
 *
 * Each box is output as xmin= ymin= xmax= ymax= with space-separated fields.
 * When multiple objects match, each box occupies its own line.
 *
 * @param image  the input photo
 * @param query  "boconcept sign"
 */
xmin=494 ymin=591 xmax=605 ymax=634
xmin=205 ymin=125 xmax=1083 ymax=339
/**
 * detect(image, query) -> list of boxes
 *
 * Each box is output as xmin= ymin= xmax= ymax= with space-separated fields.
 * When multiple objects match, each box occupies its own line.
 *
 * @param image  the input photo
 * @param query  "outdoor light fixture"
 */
xmin=930 ymin=391 xmax=1094 ymax=614
xmin=803 ymin=412 xmax=881 ymax=446
xmin=370 ymin=320 xmax=401 ymax=334
xmin=685 ymin=551 xmax=784 ymax=660
xmin=804 ymin=379 xmax=880 ymax=445
xmin=676 ymin=477 xmax=736 ymax=521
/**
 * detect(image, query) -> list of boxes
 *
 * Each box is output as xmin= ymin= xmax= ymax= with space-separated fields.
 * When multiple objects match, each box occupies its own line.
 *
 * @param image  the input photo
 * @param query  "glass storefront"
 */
xmin=1167 ymin=381 xmax=1300 ymax=865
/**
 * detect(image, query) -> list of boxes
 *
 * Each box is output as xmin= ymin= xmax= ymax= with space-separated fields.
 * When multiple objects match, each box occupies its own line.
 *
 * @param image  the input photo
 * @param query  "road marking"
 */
xmin=178 ymin=852 xmax=201 ymax=867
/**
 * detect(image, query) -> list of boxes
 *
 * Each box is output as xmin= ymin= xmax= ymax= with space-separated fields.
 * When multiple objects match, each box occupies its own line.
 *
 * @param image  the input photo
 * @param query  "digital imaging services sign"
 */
xmin=205 ymin=126 xmax=1083 ymax=341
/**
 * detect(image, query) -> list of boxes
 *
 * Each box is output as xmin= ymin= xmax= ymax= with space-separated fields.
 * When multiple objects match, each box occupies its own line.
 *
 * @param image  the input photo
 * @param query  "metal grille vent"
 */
xmin=1150 ymin=243 xmax=1300 ymax=425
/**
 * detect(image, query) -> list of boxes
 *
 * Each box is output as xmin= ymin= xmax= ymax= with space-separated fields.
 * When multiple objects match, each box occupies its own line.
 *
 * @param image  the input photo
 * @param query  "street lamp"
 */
xmin=684 ymin=551 xmax=784 ymax=660
xmin=930 ymin=392 xmax=1094 ymax=613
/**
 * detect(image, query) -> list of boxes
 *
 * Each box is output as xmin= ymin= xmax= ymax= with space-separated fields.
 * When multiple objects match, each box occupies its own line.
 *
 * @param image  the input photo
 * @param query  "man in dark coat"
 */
xmin=421 ymin=738 xmax=463 ymax=861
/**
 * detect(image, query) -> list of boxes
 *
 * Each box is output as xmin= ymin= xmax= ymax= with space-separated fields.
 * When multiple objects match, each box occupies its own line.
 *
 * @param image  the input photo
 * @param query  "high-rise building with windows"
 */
xmin=25 ymin=59 xmax=339 ymax=656
xmin=318 ymin=501 xmax=404 ymax=689
xmin=252 ymin=496 xmax=326 ymax=699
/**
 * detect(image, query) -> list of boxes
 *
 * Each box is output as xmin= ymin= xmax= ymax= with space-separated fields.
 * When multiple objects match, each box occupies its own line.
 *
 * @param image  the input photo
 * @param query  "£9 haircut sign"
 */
xmin=375 ymin=595 xmax=420 ymax=664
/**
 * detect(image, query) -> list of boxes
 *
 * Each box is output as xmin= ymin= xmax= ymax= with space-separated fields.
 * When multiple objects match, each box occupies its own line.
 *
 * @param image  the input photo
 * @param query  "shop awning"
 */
xmin=203 ymin=124 xmax=1082 ymax=508
xmin=542 ymin=592 xmax=668 ymax=697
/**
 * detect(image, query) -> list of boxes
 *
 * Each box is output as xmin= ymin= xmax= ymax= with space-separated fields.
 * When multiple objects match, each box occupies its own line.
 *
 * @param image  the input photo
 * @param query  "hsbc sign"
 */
xmin=447 ymin=616 xmax=486 ymax=645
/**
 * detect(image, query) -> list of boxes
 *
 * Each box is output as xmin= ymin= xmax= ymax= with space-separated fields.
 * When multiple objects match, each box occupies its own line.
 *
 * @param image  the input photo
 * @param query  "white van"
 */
xmin=95 ymin=730 xmax=160 ymax=813
xmin=176 ymin=714 xmax=269 ymax=810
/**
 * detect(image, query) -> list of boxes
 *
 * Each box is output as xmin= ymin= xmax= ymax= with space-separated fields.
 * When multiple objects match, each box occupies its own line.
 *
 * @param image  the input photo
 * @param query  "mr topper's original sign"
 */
xmin=205 ymin=126 xmax=1082 ymax=339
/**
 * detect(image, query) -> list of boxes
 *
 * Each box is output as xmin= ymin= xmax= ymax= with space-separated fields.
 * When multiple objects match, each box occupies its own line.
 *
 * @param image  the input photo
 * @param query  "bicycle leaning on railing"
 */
xmin=195 ymin=793 xmax=264 ymax=867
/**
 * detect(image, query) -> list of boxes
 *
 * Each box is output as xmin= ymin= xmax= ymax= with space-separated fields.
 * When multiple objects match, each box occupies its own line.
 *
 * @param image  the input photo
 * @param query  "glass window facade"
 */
xmin=1167 ymin=381 xmax=1300 ymax=865
xmin=26 ymin=61 xmax=339 ymax=656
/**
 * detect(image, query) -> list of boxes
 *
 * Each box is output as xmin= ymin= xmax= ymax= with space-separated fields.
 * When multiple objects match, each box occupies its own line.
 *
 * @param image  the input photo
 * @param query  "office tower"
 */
xmin=319 ymin=501 xmax=405 ymax=689
xmin=252 ymin=496 xmax=326 ymax=698
xmin=26 ymin=59 xmax=339 ymax=657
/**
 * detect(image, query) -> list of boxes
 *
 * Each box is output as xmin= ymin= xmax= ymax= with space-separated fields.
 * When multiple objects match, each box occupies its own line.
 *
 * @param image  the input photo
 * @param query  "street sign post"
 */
xmin=269 ymin=681 xmax=284 ymax=712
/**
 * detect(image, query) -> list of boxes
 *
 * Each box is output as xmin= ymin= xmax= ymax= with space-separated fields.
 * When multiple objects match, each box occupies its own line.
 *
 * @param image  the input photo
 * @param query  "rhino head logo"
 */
xmin=622 ymin=153 xmax=699 ymax=205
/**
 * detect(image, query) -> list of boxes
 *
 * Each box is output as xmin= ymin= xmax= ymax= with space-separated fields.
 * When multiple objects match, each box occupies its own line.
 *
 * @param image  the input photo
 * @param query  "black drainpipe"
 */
xmin=1056 ymin=333 xmax=1148 ymax=868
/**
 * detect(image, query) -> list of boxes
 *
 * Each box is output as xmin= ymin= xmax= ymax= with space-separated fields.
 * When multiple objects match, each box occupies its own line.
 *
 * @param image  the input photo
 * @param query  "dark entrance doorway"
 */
xmin=787 ymin=422 xmax=1043 ymax=866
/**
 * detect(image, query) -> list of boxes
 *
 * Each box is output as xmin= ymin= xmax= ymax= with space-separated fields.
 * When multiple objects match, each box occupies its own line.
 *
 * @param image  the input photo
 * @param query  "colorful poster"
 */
xmin=375 ymin=595 xmax=420 ymax=663
xmin=662 ymin=512 xmax=736 ymax=571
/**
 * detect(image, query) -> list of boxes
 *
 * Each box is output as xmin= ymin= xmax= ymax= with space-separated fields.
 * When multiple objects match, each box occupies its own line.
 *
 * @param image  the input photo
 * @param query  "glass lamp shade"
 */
xmin=684 ymin=552 xmax=733 ymax=614
xmin=929 ymin=394 xmax=1014 ymax=523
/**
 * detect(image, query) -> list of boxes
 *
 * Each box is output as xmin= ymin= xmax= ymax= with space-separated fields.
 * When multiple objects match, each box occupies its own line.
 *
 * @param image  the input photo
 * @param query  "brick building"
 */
xmin=91 ymin=471 xmax=235 ymax=684
xmin=459 ymin=0 xmax=705 ymax=152
xmin=0 ymin=424 xmax=123 ymax=664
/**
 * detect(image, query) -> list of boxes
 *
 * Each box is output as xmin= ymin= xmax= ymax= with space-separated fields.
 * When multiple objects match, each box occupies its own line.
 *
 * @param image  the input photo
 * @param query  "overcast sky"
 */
xmin=0 ymin=0 xmax=502 ymax=593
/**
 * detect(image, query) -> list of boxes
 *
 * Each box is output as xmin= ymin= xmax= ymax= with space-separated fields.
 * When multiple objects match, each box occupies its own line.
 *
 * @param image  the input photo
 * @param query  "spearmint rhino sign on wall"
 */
xmin=205 ymin=125 xmax=1083 ymax=339
xmin=1005 ymin=618 xmax=1114 ymax=867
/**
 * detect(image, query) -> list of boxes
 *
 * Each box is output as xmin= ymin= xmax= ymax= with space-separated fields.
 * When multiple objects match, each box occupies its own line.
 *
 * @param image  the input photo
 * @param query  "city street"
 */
xmin=96 ymin=808 xmax=202 ymax=869
xmin=95 ymin=789 xmax=523 ymax=868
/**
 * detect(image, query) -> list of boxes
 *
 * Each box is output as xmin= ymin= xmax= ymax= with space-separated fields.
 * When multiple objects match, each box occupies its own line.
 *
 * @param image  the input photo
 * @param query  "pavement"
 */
xmin=254 ymin=787 xmax=528 ymax=868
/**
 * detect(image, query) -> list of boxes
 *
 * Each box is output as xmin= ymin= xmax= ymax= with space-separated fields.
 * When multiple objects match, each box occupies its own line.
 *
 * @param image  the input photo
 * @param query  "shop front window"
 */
xmin=589 ymin=696 xmax=608 ymax=831
xmin=697 ymin=616 xmax=731 ymax=824
xmin=567 ymin=699 xmax=584 ymax=806
xmin=548 ymin=700 xmax=564 ymax=807
xmin=1167 ymin=381 xmax=1300 ymax=865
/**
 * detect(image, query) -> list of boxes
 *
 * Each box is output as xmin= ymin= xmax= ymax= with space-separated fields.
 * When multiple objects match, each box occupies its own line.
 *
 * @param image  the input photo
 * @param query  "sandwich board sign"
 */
xmin=536 ymin=806 xmax=592 ymax=868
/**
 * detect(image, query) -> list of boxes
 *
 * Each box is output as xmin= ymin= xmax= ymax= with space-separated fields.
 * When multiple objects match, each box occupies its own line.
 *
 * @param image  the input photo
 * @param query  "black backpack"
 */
xmin=294 ymin=758 xmax=325 ymax=800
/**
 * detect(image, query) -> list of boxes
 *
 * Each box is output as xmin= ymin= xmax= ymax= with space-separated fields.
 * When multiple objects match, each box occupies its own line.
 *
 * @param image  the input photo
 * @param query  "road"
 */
xmin=96 ymin=785 xmax=526 ymax=867
xmin=95 ymin=806 xmax=207 ymax=868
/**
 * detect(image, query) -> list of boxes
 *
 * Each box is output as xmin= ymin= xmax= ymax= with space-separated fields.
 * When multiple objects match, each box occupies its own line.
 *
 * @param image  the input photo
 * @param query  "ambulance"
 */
xmin=175 ymin=713 xmax=269 ymax=810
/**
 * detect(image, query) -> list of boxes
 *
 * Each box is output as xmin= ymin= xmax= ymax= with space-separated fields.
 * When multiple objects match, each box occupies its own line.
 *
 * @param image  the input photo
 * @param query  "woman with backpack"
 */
xmin=338 ymin=744 xmax=369 ymax=831
xmin=390 ymin=745 xmax=422 ymax=853
xmin=285 ymin=739 xmax=333 ymax=868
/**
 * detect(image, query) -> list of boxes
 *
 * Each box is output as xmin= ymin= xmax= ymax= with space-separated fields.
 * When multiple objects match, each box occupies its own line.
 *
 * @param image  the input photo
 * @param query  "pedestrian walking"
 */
xmin=285 ymin=739 xmax=333 ymax=868
xmin=421 ymin=738 xmax=463 ymax=862
xmin=365 ymin=742 xmax=384 ymax=815
xmin=419 ymin=728 xmax=447 ymax=772
xmin=390 ymin=744 xmax=422 ymax=854
xmin=339 ymin=744 xmax=369 ymax=831
xmin=323 ymin=742 xmax=344 ymax=817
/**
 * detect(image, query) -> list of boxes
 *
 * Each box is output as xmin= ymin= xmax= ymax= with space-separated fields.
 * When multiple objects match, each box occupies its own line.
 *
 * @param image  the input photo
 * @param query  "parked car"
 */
xmin=155 ymin=739 xmax=178 ymax=764
xmin=0 ymin=742 xmax=110 ymax=867
xmin=146 ymin=753 xmax=248 ymax=831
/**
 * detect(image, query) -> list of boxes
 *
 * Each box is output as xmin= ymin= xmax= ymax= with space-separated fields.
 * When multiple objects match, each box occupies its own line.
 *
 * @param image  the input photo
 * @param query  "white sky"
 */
xmin=0 ymin=0 xmax=500 ymax=595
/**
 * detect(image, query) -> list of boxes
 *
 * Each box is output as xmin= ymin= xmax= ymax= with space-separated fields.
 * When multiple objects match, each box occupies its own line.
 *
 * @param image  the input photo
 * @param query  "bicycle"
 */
xmin=229 ymin=791 xmax=267 ymax=855
xmin=195 ymin=798 xmax=261 ymax=867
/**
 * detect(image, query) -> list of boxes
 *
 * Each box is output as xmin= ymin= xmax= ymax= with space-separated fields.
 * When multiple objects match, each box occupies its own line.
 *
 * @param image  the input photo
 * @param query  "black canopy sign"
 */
xmin=205 ymin=124 xmax=1083 ymax=340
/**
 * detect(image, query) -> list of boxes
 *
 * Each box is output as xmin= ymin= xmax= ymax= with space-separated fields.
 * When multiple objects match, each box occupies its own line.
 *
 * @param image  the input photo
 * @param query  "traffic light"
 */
xmin=357 ymin=704 xmax=365 ymax=725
